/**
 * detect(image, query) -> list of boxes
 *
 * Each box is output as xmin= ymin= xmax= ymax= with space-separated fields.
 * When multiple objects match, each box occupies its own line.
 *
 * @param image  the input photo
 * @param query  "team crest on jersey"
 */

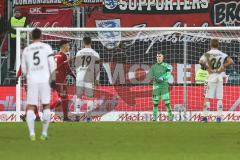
xmin=62 ymin=0 xmax=82 ymax=7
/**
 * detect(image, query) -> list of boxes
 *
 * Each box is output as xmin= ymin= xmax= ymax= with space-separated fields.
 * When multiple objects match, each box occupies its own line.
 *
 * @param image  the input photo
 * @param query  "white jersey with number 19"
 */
xmin=75 ymin=48 xmax=100 ymax=83
xmin=21 ymin=42 xmax=56 ymax=85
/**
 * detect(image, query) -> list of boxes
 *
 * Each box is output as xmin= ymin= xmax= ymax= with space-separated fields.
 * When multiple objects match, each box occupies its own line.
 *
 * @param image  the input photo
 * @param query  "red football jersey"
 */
xmin=54 ymin=51 xmax=74 ymax=83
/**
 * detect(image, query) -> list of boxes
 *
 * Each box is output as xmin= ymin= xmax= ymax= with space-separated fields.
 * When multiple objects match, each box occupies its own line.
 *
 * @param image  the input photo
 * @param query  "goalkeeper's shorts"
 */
xmin=152 ymin=85 xmax=170 ymax=101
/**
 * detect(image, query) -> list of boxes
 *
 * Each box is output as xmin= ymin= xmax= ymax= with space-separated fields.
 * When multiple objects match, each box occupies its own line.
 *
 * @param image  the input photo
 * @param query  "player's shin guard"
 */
xmin=166 ymin=102 xmax=173 ymax=121
xmin=75 ymin=98 xmax=82 ymax=114
xmin=42 ymin=109 xmax=50 ymax=137
xmin=165 ymin=99 xmax=172 ymax=115
xmin=61 ymin=97 xmax=69 ymax=120
xmin=26 ymin=110 xmax=36 ymax=136
xmin=203 ymin=101 xmax=210 ymax=122
xmin=217 ymin=100 xmax=223 ymax=119
xmin=203 ymin=102 xmax=210 ymax=116
xmin=75 ymin=98 xmax=83 ymax=122
xmin=86 ymin=100 xmax=94 ymax=122
xmin=153 ymin=104 xmax=158 ymax=121
xmin=34 ymin=108 xmax=40 ymax=121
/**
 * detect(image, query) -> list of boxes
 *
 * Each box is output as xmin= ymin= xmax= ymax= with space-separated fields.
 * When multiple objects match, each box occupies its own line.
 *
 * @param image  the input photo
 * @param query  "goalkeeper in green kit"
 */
xmin=149 ymin=53 xmax=173 ymax=121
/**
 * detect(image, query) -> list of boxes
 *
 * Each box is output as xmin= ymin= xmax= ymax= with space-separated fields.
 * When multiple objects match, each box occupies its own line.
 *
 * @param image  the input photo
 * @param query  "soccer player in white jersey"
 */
xmin=199 ymin=39 xmax=233 ymax=123
xmin=21 ymin=28 xmax=56 ymax=140
xmin=75 ymin=37 xmax=100 ymax=122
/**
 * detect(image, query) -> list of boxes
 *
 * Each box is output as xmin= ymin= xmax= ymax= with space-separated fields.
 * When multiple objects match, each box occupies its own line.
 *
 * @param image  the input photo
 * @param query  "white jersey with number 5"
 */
xmin=21 ymin=42 xmax=56 ymax=85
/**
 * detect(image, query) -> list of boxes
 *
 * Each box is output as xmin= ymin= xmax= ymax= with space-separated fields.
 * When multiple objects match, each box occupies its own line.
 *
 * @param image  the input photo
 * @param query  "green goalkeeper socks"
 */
xmin=153 ymin=104 xmax=158 ymax=121
xmin=166 ymin=103 xmax=173 ymax=116
xmin=166 ymin=104 xmax=173 ymax=121
xmin=152 ymin=104 xmax=172 ymax=121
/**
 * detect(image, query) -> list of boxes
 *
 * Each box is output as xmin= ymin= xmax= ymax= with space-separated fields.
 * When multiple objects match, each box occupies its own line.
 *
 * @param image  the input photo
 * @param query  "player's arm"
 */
xmin=223 ymin=56 xmax=234 ymax=68
xmin=16 ymin=66 xmax=22 ymax=78
xmin=15 ymin=65 xmax=22 ymax=85
xmin=21 ymin=50 xmax=27 ymax=76
xmin=64 ymin=58 xmax=76 ymax=79
xmin=94 ymin=60 xmax=100 ymax=85
xmin=148 ymin=65 xmax=156 ymax=83
xmin=199 ymin=54 xmax=213 ymax=74
xmin=199 ymin=55 xmax=209 ymax=69
xmin=161 ymin=63 xmax=171 ymax=81
xmin=94 ymin=52 xmax=101 ymax=85
xmin=217 ymin=56 xmax=234 ymax=73
xmin=47 ymin=47 xmax=57 ymax=86
xmin=74 ymin=51 xmax=81 ymax=69
xmin=48 ymin=54 xmax=56 ymax=75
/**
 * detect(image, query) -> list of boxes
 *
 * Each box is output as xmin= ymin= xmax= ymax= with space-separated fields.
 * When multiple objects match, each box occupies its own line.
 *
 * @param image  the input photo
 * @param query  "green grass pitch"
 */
xmin=1 ymin=122 xmax=240 ymax=160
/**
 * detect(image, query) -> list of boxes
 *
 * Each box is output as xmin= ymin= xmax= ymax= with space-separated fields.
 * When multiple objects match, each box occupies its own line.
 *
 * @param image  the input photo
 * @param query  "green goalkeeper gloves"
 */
xmin=153 ymin=76 xmax=164 ymax=83
xmin=157 ymin=77 xmax=164 ymax=82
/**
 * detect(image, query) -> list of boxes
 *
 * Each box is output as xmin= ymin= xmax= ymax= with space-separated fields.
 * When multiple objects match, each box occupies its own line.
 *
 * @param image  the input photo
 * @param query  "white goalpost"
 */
xmin=14 ymin=27 xmax=240 ymax=122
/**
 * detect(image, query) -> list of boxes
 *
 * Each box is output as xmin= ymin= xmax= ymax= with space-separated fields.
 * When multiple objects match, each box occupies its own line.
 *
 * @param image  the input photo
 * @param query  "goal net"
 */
xmin=15 ymin=27 xmax=240 ymax=122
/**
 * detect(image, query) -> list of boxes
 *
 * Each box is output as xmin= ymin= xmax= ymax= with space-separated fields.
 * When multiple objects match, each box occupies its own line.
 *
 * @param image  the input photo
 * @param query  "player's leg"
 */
xmin=76 ymin=88 xmax=84 ymax=112
xmin=85 ymin=82 xmax=95 ymax=122
xmin=34 ymin=107 xmax=41 ymax=121
xmin=21 ymin=82 xmax=39 ymax=122
xmin=216 ymin=99 xmax=223 ymax=123
xmin=21 ymin=106 xmax=40 ymax=122
xmin=26 ymin=84 xmax=38 ymax=140
xmin=50 ymin=90 xmax=62 ymax=110
xmin=58 ymin=84 xmax=70 ymax=121
xmin=202 ymin=81 xmax=215 ymax=122
xmin=152 ymin=84 xmax=160 ymax=121
xmin=26 ymin=105 xmax=37 ymax=141
xmin=216 ymin=80 xmax=224 ymax=123
xmin=40 ymin=83 xmax=51 ymax=140
xmin=50 ymin=99 xmax=62 ymax=109
xmin=161 ymin=87 xmax=173 ymax=121
xmin=20 ymin=106 xmax=28 ymax=122
xmin=41 ymin=104 xmax=51 ymax=140
xmin=202 ymin=98 xmax=210 ymax=122
xmin=61 ymin=95 xmax=70 ymax=121
xmin=75 ymin=81 xmax=84 ymax=121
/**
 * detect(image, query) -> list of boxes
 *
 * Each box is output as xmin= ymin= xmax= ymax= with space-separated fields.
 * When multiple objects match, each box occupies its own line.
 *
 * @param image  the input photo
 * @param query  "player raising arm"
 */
xmin=21 ymin=28 xmax=56 ymax=140
xmin=149 ymin=53 xmax=173 ymax=121
xmin=199 ymin=39 xmax=234 ymax=123
xmin=75 ymin=37 xmax=100 ymax=122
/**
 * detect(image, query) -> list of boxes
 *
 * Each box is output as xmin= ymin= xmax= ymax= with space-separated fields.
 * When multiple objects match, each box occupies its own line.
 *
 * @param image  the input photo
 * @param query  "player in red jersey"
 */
xmin=53 ymin=40 xmax=75 ymax=121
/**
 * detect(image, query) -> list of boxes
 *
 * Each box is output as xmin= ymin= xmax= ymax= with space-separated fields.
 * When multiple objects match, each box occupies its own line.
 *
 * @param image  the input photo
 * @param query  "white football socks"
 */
xmin=203 ymin=101 xmax=210 ymax=117
xmin=26 ymin=110 xmax=36 ymax=136
xmin=87 ymin=100 xmax=93 ymax=112
xmin=76 ymin=98 xmax=83 ymax=114
xmin=42 ymin=108 xmax=50 ymax=137
xmin=217 ymin=100 xmax=223 ymax=118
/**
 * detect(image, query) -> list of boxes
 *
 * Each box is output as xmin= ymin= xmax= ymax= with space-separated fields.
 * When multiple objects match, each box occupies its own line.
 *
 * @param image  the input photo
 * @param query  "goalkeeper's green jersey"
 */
xmin=149 ymin=62 xmax=171 ymax=86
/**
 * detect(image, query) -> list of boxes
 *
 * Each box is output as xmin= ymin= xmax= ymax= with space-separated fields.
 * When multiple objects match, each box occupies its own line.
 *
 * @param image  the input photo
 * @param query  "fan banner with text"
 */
xmin=88 ymin=0 xmax=240 ymax=27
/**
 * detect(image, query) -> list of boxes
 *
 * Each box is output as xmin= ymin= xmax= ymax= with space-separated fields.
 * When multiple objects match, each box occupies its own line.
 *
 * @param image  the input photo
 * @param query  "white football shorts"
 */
xmin=27 ymin=83 xmax=51 ymax=105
